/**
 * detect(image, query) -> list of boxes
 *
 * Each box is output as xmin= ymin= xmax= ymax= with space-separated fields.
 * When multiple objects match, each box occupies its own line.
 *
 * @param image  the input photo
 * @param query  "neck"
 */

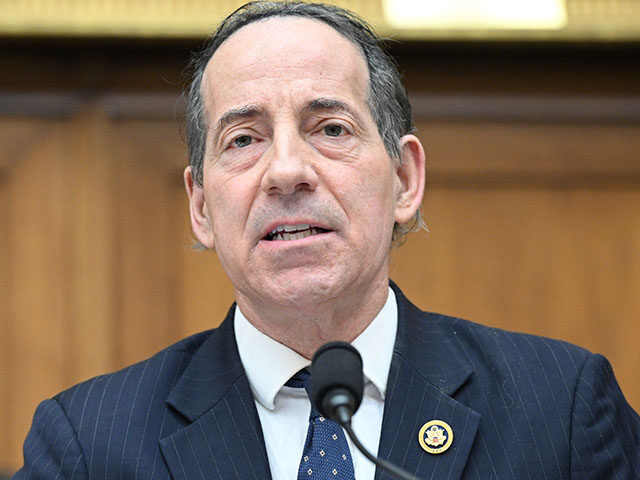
xmin=235 ymin=277 xmax=390 ymax=359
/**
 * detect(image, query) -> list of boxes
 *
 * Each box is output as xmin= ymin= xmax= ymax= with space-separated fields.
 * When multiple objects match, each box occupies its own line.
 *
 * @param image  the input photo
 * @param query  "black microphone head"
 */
xmin=310 ymin=341 xmax=364 ymax=421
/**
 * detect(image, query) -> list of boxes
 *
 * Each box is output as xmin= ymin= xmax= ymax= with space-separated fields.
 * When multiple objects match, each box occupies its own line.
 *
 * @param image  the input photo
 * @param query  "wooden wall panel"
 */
xmin=0 ymin=154 xmax=12 ymax=469
xmin=110 ymin=119 xmax=185 ymax=366
xmin=420 ymin=121 xmax=640 ymax=176
xmin=1 ymin=119 xmax=71 ymax=471
xmin=63 ymin=108 xmax=118 ymax=382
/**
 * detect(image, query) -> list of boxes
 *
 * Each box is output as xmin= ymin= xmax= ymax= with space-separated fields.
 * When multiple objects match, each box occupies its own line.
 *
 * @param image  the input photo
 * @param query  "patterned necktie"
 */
xmin=286 ymin=370 xmax=356 ymax=479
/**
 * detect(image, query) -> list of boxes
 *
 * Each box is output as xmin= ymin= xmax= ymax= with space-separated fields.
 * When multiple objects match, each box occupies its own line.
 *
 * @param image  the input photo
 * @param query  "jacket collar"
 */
xmin=374 ymin=282 xmax=480 ymax=480
xmin=164 ymin=305 xmax=245 ymax=422
xmin=391 ymin=281 xmax=474 ymax=397
xmin=161 ymin=305 xmax=272 ymax=479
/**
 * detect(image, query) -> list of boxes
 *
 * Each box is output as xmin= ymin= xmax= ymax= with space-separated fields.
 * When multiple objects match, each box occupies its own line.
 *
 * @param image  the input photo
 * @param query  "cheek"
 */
xmin=204 ymin=175 xmax=252 ymax=234
xmin=335 ymin=164 xmax=398 ymax=232
xmin=359 ymin=162 xmax=397 ymax=207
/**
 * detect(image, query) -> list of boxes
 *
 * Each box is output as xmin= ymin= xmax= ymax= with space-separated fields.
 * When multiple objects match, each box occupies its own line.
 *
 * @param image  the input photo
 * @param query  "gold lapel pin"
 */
xmin=418 ymin=420 xmax=453 ymax=454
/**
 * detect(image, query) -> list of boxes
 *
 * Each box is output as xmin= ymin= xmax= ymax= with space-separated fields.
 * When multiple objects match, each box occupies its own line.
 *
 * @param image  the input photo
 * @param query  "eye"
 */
xmin=323 ymin=124 xmax=343 ymax=137
xmin=232 ymin=135 xmax=252 ymax=148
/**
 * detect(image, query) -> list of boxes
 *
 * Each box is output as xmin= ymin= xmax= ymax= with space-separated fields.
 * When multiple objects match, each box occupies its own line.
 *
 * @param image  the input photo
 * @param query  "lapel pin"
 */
xmin=418 ymin=420 xmax=453 ymax=454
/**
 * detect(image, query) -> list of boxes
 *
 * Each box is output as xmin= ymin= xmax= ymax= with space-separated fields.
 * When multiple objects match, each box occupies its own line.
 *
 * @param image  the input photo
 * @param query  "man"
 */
xmin=15 ymin=2 xmax=640 ymax=479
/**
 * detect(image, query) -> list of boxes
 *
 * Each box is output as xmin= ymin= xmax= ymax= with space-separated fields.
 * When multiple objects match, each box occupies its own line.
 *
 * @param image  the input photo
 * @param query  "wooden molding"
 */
xmin=1 ymin=0 xmax=640 ymax=40
xmin=2 ymin=91 xmax=640 ymax=122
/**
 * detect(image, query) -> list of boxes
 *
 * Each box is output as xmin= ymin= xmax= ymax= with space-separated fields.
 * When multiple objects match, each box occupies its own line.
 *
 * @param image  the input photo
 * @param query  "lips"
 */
xmin=264 ymin=223 xmax=330 ymax=241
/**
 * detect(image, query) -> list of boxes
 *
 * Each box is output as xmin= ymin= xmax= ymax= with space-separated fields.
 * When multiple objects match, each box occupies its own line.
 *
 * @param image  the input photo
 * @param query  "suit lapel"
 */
xmin=160 ymin=307 xmax=272 ymax=480
xmin=375 ymin=285 xmax=481 ymax=480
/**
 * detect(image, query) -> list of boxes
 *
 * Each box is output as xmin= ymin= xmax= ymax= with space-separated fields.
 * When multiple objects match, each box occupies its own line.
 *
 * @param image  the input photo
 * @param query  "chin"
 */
xmin=262 ymin=271 xmax=348 ymax=307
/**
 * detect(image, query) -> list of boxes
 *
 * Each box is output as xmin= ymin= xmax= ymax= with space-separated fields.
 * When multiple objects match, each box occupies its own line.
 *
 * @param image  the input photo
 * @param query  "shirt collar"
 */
xmin=352 ymin=287 xmax=397 ymax=399
xmin=234 ymin=287 xmax=398 ymax=410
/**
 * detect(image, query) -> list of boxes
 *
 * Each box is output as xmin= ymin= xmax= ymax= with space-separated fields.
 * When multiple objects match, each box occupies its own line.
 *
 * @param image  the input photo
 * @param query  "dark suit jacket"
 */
xmin=15 ymin=284 xmax=640 ymax=479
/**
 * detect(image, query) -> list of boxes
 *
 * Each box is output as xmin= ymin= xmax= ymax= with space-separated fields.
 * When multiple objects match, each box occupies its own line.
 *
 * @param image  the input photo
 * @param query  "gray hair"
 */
xmin=185 ymin=1 xmax=425 ymax=244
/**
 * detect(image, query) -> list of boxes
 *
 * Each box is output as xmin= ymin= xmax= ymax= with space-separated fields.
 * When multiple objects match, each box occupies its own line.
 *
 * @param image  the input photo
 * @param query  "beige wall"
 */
xmin=1 ymin=91 xmax=639 ymax=473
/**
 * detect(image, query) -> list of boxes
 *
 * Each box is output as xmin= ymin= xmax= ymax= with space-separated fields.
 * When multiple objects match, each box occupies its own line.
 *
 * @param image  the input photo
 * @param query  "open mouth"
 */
xmin=265 ymin=223 xmax=330 ymax=241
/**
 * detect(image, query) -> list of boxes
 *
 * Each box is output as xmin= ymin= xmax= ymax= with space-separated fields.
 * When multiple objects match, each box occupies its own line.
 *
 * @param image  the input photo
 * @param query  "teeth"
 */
xmin=285 ymin=223 xmax=309 ymax=232
xmin=269 ymin=223 xmax=312 ymax=237
xmin=271 ymin=227 xmax=322 ymax=241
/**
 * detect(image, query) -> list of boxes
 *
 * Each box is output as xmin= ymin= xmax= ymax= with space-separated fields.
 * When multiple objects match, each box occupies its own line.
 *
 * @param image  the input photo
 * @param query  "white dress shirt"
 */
xmin=234 ymin=287 xmax=398 ymax=480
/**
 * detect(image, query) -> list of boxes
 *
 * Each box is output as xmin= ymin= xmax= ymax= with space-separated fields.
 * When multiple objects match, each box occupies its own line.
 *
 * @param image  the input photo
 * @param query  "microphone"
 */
xmin=310 ymin=342 xmax=364 ymax=425
xmin=310 ymin=342 xmax=420 ymax=480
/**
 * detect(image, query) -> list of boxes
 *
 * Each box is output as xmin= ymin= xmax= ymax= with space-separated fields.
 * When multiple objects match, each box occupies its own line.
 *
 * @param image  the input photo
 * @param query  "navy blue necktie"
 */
xmin=287 ymin=370 xmax=356 ymax=479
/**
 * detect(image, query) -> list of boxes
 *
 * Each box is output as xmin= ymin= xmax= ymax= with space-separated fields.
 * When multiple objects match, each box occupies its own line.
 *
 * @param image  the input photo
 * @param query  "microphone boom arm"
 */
xmin=336 ymin=407 xmax=420 ymax=480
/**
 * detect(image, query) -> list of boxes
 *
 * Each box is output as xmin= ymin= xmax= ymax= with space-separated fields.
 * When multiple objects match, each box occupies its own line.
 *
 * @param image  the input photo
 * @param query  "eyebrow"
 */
xmin=303 ymin=97 xmax=361 ymax=121
xmin=210 ymin=104 xmax=267 ymax=144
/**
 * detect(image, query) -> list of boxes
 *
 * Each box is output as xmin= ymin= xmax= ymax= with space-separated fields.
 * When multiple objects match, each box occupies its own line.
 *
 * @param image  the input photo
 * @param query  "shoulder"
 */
xmin=53 ymin=329 xmax=215 ymax=417
xmin=16 ymin=328 xmax=224 ymax=479
xmin=436 ymin=313 xmax=592 ymax=373
xmin=433 ymin=314 xmax=611 ymax=403
xmin=393 ymin=285 xmax=602 ymax=416
xmin=394 ymin=283 xmax=593 ymax=382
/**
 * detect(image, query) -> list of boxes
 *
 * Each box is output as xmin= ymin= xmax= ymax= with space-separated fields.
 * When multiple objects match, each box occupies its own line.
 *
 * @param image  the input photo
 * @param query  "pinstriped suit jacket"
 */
xmin=15 ymin=283 xmax=640 ymax=479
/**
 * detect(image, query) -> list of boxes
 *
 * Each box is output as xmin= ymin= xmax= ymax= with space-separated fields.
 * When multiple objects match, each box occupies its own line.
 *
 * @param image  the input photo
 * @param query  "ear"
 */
xmin=184 ymin=166 xmax=215 ymax=249
xmin=394 ymin=134 xmax=426 ymax=225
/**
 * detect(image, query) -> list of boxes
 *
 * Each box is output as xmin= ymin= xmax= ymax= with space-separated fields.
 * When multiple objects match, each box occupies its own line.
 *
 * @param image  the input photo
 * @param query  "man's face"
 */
xmin=187 ymin=17 xmax=415 ymax=310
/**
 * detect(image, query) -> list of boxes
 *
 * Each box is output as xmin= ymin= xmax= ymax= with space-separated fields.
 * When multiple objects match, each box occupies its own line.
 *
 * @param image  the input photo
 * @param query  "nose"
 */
xmin=261 ymin=130 xmax=318 ymax=195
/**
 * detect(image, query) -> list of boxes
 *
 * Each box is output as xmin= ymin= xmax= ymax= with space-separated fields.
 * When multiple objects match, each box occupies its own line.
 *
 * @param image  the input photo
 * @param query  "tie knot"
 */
xmin=286 ymin=369 xmax=310 ymax=390
xmin=285 ymin=369 xmax=322 ymax=419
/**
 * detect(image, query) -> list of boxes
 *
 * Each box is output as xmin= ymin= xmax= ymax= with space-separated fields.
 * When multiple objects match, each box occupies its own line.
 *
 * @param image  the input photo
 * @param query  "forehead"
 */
xmin=202 ymin=16 xmax=370 ymax=117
